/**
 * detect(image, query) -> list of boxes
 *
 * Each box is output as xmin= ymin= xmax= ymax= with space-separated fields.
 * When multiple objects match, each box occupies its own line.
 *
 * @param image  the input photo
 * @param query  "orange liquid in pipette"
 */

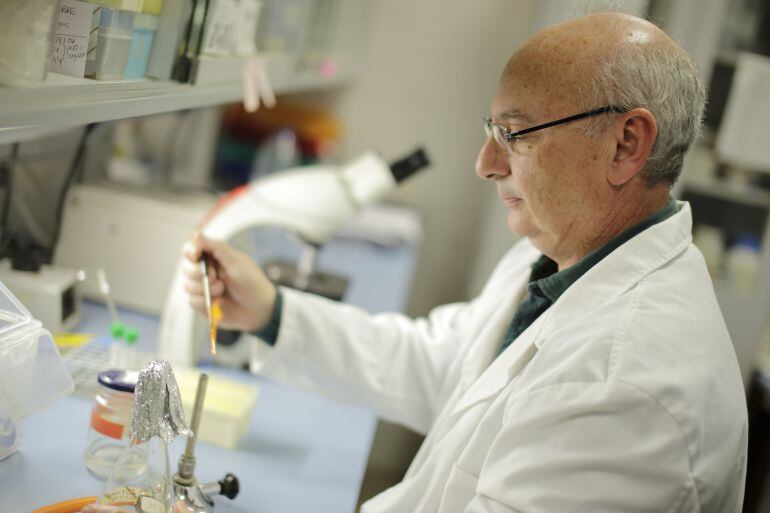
xmin=210 ymin=299 xmax=222 ymax=355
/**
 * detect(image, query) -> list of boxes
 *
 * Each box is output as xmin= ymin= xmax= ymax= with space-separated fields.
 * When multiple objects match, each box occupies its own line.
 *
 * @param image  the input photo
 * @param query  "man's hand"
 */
xmin=182 ymin=235 xmax=277 ymax=333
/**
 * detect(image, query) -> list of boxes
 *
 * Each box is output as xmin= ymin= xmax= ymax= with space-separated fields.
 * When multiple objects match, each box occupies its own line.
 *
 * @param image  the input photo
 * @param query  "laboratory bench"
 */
xmin=0 ymin=235 xmax=420 ymax=513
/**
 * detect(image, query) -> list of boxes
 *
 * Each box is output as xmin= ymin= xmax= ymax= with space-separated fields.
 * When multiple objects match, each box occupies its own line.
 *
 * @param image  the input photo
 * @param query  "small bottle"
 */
xmin=98 ymin=360 xmax=190 ymax=513
xmin=124 ymin=326 xmax=140 ymax=370
xmin=692 ymin=224 xmax=725 ymax=278
xmin=84 ymin=370 xmax=142 ymax=479
xmin=110 ymin=321 xmax=127 ymax=369
xmin=725 ymin=234 xmax=761 ymax=294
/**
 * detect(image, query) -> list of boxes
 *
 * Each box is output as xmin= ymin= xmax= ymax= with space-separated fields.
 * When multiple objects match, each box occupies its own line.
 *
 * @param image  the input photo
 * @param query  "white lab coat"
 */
xmin=250 ymin=201 xmax=747 ymax=513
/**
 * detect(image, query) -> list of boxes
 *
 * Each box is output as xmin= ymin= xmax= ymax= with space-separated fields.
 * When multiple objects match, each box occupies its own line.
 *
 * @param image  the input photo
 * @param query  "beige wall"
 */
xmin=324 ymin=0 xmax=538 ymax=499
xmin=333 ymin=0 xmax=537 ymax=315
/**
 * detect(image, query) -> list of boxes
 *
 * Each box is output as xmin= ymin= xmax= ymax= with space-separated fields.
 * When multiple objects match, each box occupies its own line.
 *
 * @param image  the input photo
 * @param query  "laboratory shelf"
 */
xmin=0 ymin=53 xmax=350 ymax=144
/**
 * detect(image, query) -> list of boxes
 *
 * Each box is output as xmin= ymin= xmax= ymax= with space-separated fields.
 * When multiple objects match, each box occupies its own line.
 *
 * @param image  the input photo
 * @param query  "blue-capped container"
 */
xmin=86 ymin=6 xmax=136 ymax=80
xmin=124 ymin=13 xmax=158 ymax=79
xmin=84 ymin=369 xmax=142 ymax=479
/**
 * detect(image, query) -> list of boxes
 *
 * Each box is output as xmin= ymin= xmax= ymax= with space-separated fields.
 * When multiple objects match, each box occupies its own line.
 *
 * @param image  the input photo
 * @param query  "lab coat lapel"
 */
xmin=449 ymin=309 xmax=545 ymax=417
xmin=536 ymin=202 xmax=693 ymax=338
xmin=414 ymin=247 xmax=536 ymax=450
xmin=440 ymin=268 xmax=544 ymax=423
xmin=458 ymin=267 xmax=530 ymax=388
xmin=410 ymin=326 xmax=541 ymax=475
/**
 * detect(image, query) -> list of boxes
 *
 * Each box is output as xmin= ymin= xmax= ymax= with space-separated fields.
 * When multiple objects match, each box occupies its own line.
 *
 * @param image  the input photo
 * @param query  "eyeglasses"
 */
xmin=483 ymin=105 xmax=628 ymax=154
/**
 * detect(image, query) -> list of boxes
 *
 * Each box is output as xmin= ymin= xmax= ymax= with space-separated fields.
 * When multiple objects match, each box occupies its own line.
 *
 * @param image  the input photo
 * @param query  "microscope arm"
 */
xmin=158 ymin=150 xmax=428 ymax=365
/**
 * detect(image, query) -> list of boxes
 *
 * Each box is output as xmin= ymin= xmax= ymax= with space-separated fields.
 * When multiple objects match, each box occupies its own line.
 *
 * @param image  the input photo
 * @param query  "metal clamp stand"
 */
xmin=174 ymin=373 xmax=240 ymax=512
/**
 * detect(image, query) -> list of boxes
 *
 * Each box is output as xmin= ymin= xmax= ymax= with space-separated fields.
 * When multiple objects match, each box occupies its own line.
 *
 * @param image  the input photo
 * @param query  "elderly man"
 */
xmin=174 ymin=11 xmax=746 ymax=513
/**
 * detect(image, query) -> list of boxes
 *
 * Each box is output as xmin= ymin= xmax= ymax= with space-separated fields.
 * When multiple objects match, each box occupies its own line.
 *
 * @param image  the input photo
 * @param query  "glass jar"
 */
xmin=84 ymin=369 xmax=144 ymax=479
xmin=99 ymin=435 xmax=173 ymax=512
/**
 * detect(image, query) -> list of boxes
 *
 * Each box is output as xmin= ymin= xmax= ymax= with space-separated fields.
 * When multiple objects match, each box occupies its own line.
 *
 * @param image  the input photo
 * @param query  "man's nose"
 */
xmin=475 ymin=137 xmax=510 ymax=180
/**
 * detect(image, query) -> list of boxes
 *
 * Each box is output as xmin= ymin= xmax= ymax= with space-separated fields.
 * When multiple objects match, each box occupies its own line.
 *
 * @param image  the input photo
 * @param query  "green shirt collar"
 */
xmin=534 ymin=198 xmax=679 ymax=302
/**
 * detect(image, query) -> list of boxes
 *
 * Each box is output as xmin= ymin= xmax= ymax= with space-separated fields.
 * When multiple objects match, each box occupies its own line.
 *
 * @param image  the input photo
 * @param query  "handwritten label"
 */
xmin=202 ymin=0 xmax=262 ymax=57
xmin=48 ymin=0 xmax=98 ymax=77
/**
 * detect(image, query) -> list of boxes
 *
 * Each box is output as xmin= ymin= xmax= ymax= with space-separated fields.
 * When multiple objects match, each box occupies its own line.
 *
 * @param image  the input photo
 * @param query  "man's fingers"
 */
xmin=185 ymin=280 xmax=204 ymax=296
xmin=188 ymin=296 xmax=206 ymax=313
xmin=185 ymin=279 xmax=225 ymax=300
xmin=181 ymin=259 xmax=203 ymax=280
xmin=183 ymin=264 xmax=224 ymax=294
xmin=184 ymin=235 xmax=227 ymax=270
xmin=182 ymin=256 xmax=220 ymax=286
xmin=182 ymin=239 xmax=202 ymax=262
xmin=209 ymin=279 xmax=225 ymax=297
xmin=200 ymin=238 xmax=237 ymax=271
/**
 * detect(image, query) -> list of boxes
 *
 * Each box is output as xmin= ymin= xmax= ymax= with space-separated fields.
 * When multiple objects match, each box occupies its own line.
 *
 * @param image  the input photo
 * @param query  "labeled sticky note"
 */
xmin=201 ymin=0 xmax=238 ymax=57
xmin=54 ymin=333 xmax=95 ymax=348
xmin=49 ymin=0 xmax=99 ymax=78
xmin=202 ymin=0 xmax=262 ymax=57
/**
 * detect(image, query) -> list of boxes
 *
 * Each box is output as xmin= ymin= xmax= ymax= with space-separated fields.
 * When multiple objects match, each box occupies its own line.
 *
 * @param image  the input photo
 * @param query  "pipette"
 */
xmin=199 ymin=256 xmax=220 ymax=355
xmin=95 ymin=268 xmax=136 ymax=367
xmin=95 ymin=269 xmax=120 ymax=327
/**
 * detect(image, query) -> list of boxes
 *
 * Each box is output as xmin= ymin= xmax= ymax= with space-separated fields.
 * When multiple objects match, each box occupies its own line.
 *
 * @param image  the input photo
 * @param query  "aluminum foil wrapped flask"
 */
xmin=98 ymin=360 xmax=190 ymax=513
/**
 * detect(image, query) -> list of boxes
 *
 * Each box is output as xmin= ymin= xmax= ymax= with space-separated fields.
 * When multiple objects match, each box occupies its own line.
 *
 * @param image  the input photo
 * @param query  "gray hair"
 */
xmin=582 ymin=38 xmax=706 ymax=186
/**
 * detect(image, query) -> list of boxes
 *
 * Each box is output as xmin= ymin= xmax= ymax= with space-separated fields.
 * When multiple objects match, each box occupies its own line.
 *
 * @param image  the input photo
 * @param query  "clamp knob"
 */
xmin=219 ymin=473 xmax=239 ymax=500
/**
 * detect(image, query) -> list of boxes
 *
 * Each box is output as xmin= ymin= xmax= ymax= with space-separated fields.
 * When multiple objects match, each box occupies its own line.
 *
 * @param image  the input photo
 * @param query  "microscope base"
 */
xmin=263 ymin=260 xmax=349 ymax=301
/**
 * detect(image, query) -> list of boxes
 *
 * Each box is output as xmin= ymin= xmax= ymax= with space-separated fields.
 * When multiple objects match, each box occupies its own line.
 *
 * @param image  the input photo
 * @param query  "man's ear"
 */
xmin=608 ymin=108 xmax=657 ymax=186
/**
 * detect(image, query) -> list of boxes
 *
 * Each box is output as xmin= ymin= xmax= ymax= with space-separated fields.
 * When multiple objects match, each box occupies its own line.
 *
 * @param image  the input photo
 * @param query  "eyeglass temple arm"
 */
xmin=507 ymin=106 xmax=628 ymax=139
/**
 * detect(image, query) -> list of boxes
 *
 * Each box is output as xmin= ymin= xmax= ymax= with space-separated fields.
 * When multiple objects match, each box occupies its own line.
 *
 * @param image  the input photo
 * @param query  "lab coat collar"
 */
xmin=446 ymin=201 xmax=693 ymax=420
xmin=534 ymin=200 xmax=693 ymax=349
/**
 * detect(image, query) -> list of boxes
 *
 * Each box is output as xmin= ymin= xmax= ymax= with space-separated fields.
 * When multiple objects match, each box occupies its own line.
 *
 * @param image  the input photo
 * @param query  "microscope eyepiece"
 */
xmin=389 ymin=148 xmax=430 ymax=183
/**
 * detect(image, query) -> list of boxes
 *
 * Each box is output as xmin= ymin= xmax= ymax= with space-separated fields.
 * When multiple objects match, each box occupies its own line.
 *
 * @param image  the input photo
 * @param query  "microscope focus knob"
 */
xmin=219 ymin=473 xmax=240 ymax=500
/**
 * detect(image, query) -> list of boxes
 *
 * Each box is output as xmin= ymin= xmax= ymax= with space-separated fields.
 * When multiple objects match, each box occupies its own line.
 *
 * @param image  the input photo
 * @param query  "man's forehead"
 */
xmin=490 ymin=77 xmax=546 ymax=123
xmin=491 ymin=59 xmax=581 ymax=122
xmin=494 ymin=27 xmax=601 ymax=119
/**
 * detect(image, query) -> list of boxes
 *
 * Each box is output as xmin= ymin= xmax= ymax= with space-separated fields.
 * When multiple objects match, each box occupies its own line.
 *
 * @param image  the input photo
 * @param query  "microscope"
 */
xmin=158 ymin=148 xmax=429 ymax=366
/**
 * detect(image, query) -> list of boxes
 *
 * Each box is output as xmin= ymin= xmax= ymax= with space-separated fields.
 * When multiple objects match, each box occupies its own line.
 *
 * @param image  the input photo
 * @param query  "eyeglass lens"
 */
xmin=484 ymin=120 xmax=512 ymax=154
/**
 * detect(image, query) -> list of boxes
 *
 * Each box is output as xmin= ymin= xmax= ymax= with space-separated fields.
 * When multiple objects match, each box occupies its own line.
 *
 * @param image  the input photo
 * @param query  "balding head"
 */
xmin=500 ymin=12 xmax=704 ymax=185
xmin=505 ymin=13 xmax=672 ymax=107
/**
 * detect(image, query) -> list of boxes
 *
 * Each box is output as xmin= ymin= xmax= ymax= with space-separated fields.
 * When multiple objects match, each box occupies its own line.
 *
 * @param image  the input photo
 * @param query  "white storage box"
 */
xmin=0 ymin=280 xmax=74 ymax=421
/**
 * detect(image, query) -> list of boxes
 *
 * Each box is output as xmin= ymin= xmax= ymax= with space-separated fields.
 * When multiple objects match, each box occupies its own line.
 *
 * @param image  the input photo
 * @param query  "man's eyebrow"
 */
xmin=495 ymin=109 xmax=533 ymax=124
